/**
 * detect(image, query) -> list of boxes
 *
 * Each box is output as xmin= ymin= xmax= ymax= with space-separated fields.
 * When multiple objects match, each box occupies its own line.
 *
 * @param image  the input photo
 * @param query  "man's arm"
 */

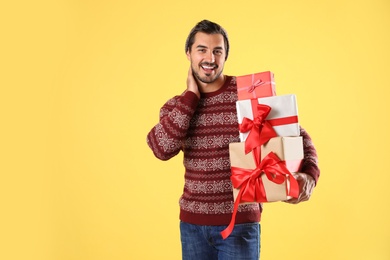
xmin=146 ymin=68 xmax=200 ymax=160
xmin=285 ymin=127 xmax=320 ymax=204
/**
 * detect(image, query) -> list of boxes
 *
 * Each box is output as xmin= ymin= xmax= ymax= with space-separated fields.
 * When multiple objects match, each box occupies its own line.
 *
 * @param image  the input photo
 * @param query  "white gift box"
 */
xmin=236 ymin=94 xmax=300 ymax=142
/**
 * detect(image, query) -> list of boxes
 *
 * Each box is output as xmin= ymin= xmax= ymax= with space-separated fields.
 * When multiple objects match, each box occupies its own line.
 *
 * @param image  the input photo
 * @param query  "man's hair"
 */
xmin=185 ymin=20 xmax=230 ymax=60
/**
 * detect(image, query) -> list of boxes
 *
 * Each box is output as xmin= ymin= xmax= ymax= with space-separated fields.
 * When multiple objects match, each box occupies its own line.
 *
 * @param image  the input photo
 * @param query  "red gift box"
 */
xmin=236 ymin=71 xmax=276 ymax=100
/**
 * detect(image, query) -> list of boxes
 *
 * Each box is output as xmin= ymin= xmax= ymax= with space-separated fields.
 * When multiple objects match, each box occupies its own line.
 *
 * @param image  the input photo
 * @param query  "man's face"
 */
xmin=186 ymin=32 xmax=226 ymax=84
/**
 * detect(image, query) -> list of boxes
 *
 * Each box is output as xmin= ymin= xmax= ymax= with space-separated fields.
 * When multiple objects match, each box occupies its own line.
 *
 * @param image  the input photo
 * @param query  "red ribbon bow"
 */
xmin=247 ymin=79 xmax=265 ymax=93
xmin=220 ymin=151 xmax=299 ymax=239
xmin=239 ymin=101 xmax=277 ymax=154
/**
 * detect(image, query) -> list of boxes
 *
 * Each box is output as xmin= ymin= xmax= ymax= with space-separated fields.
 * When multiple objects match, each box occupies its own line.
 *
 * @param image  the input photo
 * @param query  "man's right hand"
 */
xmin=187 ymin=67 xmax=200 ymax=98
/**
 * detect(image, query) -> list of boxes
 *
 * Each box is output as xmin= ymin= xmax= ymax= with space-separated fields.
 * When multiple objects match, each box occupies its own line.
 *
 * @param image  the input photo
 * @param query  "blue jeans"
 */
xmin=180 ymin=221 xmax=260 ymax=260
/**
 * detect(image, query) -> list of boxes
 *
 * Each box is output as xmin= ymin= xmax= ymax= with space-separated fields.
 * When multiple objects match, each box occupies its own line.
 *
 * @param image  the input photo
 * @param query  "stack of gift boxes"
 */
xmin=221 ymin=71 xmax=303 ymax=239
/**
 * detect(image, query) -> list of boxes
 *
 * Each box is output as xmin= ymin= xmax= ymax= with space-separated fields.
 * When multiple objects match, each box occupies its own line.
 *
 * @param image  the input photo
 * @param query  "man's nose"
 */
xmin=205 ymin=51 xmax=215 ymax=63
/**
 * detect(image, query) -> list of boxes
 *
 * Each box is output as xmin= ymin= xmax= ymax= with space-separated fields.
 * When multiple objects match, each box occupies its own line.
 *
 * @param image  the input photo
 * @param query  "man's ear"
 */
xmin=186 ymin=50 xmax=190 ymax=60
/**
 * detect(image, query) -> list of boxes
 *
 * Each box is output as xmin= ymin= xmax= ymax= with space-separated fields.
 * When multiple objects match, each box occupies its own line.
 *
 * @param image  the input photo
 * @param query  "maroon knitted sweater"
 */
xmin=147 ymin=76 xmax=320 ymax=226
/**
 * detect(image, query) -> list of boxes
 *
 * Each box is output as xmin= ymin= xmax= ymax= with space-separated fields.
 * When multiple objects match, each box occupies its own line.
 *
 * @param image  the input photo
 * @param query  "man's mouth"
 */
xmin=200 ymin=63 xmax=218 ymax=71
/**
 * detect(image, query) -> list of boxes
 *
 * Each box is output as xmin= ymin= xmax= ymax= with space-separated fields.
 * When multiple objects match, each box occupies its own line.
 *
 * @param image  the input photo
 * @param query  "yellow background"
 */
xmin=1 ymin=0 xmax=389 ymax=259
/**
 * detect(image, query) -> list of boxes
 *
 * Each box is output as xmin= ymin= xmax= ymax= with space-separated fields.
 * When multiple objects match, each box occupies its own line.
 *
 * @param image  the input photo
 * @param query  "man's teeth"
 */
xmin=202 ymin=65 xmax=215 ymax=69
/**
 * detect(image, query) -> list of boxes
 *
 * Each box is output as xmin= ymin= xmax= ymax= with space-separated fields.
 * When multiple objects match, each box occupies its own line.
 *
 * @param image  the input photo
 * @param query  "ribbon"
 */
xmin=267 ymin=115 xmax=299 ymax=127
xmin=248 ymin=79 xmax=265 ymax=93
xmin=239 ymin=99 xmax=277 ymax=154
xmin=220 ymin=151 xmax=299 ymax=239
xmin=231 ymin=152 xmax=289 ymax=202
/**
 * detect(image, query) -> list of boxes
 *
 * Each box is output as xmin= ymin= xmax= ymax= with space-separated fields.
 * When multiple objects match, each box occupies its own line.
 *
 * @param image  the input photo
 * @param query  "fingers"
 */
xmin=187 ymin=66 xmax=193 ymax=80
xmin=186 ymin=67 xmax=200 ymax=98
xmin=284 ymin=173 xmax=315 ymax=204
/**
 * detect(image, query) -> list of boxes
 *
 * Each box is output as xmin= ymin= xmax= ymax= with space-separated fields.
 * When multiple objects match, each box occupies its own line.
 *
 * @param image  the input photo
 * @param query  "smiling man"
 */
xmin=186 ymin=30 xmax=226 ymax=92
xmin=147 ymin=20 xmax=320 ymax=260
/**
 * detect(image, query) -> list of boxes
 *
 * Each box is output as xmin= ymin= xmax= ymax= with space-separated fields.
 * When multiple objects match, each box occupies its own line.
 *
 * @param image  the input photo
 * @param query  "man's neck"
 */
xmin=197 ymin=75 xmax=226 ymax=94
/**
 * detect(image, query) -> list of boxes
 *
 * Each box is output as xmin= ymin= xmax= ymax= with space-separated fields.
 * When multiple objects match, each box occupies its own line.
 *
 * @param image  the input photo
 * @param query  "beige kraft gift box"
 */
xmin=230 ymin=136 xmax=303 ymax=203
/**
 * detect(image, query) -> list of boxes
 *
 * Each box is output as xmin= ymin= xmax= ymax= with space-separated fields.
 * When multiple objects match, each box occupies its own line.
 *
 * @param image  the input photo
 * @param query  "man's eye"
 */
xmin=214 ymin=50 xmax=222 ymax=55
xmin=198 ymin=49 xmax=206 ymax=53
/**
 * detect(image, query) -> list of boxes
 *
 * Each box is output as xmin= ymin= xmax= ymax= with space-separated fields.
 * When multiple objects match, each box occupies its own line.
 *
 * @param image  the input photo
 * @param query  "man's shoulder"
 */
xmin=226 ymin=75 xmax=237 ymax=89
xmin=223 ymin=75 xmax=237 ymax=88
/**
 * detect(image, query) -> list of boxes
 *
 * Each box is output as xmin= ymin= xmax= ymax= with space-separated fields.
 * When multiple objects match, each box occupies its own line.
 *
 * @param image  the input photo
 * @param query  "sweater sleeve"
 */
xmin=299 ymin=126 xmax=320 ymax=185
xmin=146 ymin=90 xmax=199 ymax=161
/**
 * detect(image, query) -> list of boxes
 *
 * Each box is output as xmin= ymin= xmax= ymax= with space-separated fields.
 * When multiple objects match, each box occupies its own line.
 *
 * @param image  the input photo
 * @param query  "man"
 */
xmin=147 ymin=20 xmax=320 ymax=260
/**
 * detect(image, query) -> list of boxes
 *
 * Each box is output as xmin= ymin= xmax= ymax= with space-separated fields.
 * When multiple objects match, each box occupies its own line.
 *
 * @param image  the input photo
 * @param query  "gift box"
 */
xmin=229 ymin=142 xmax=300 ymax=203
xmin=236 ymin=71 xmax=276 ymax=100
xmin=221 ymin=142 xmax=299 ymax=239
xmin=262 ymin=136 xmax=303 ymax=172
xmin=236 ymin=94 xmax=300 ymax=141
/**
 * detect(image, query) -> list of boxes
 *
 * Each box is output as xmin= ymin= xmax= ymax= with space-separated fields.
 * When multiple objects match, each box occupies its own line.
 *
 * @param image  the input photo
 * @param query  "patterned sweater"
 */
xmin=147 ymin=76 xmax=320 ymax=226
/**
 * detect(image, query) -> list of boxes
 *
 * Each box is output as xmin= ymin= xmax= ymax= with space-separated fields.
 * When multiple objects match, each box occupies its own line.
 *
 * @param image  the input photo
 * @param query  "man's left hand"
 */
xmin=285 ymin=173 xmax=316 ymax=204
